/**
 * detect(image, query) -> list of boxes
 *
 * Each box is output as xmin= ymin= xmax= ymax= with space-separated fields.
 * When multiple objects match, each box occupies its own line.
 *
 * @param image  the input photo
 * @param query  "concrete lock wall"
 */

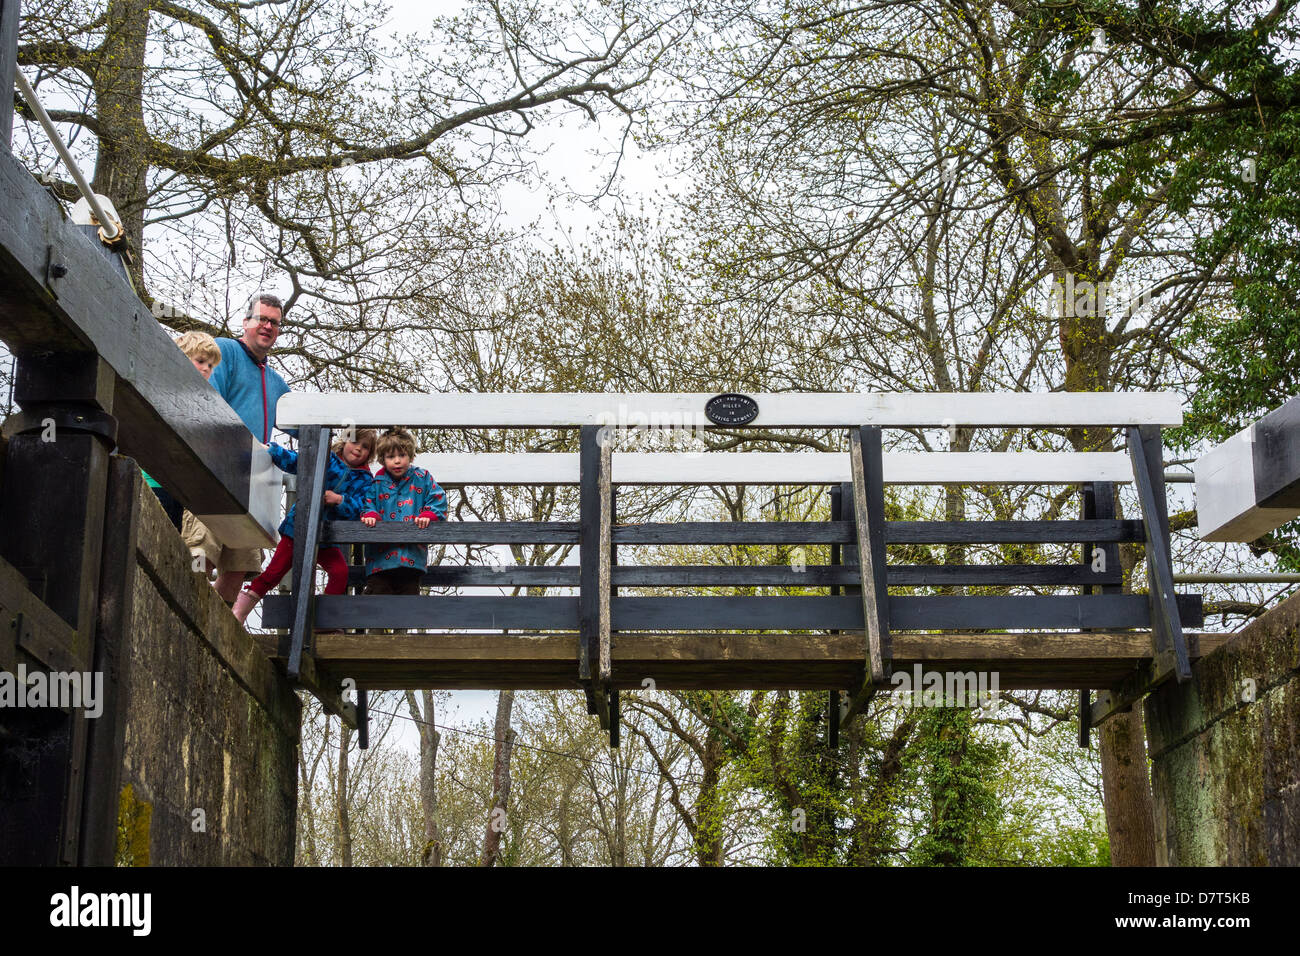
xmin=1145 ymin=590 xmax=1300 ymax=866
xmin=118 ymin=477 xmax=299 ymax=865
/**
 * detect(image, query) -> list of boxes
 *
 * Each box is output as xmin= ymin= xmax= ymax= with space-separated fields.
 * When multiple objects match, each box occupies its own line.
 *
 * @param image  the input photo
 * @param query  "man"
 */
xmin=189 ymin=292 xmax=293 ymax=604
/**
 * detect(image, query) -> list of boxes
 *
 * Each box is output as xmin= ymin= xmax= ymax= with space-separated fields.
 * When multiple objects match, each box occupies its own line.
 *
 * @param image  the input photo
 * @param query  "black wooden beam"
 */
xmin=1 ymin=0 xmax=19 ymax=148
xmin=0 ymin=148 xmax=256 ymax=523
xmin=356 ymin=688 xmax=369 ymax=750
xmin=342 ymin=561 xmax=1119 ymax=589
xmin=1077 ymin=480 xmax=1121 ymax=748
xmin=286 ymin=426 xmax=330 ymax=679
xmin=1128 ymin=427 xmax=1192 ymax=682
xmin=79 ymin=457 xmax=140 ymax=863
xmin=579 ymin=426 xmax=598 ymax=683
xmin=850 ymin=425 xmax=890 ymax=682
xmin=322 ymin=518 xmax=1146 ymax=547
xmin=262 ymin=592 xmax=1202 ymax=631
xmin=0 ymin=354 xmax=114 ymax=630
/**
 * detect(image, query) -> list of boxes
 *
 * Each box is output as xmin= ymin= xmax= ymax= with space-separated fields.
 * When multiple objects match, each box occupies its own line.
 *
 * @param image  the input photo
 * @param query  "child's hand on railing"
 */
xmin=415 ymin=515 xmax=431 ymax=529
xmin=323 ymin=490 xmax=342 ymax=506
xmin=361 ymin=515 xmax=377 ymax=527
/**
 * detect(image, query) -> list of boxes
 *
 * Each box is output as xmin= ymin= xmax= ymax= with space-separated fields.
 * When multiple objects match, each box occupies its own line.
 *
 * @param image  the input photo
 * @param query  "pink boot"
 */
xmin=231 ymin=588 xmax=260 ymax=624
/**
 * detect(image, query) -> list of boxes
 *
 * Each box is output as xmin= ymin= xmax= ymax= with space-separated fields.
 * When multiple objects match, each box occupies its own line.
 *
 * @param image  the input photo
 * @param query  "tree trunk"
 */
xmin=406 ymin=690 xmax=443 ymax=866
xmin=479 ymin=689 xmax=515 ymax=867
xmin=92 ymin=0 xmax=151 ymax=289
xmin=336 ymin=722 xmax=353 ymax=867
xmin=1099 ymin=707 xmax=1157 ymax=866
xmin=694 ymin=729 xmax=725 ymax=867
xmin=1058 ymin=265 xmax=1158 ymax=867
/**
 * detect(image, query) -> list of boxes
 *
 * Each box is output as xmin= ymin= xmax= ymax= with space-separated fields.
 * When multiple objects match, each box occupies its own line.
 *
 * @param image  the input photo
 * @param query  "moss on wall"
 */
xmin=1145 ymin=592 xmax=1300 ymax=865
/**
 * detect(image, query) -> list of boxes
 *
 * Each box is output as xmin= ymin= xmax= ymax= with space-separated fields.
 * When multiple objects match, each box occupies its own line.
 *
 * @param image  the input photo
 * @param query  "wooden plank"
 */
xmin=322 ymin=518 xmax=1146 ymax=547
xmin=263 ymin=592 xmax=1203 ymax=631
xmin=1077 ymin=480 xmax=1121 ymax=748
xmin=578 ymin=426 xmax=597 ymax=682
xmin=277 ymin=391 xmax=1184 ymax=428
xmin=350 ymin=560 xmax=1119 ymax=588
xmin=356 ymin=689 xmax=369 ymax=749
xmin=286 ymin=426 xmax=330 ymax=679
xmin=0 ymin=557 xmax=79 ymax=673
xmin=286 ymin=630 xmax=1230 ymax=693
xmin=78 ymin=458 xmax=140 ymax=865
xmin=297 ymin=630 xmax=1228 ymax=662
xmin=882 ymin=520 xmax=1145 ymax=545
xmin=265 ymin=594 xmax=580 ymax=629
xmin=412 ymin=451 xmax=1137 ymax=486
xmin=0 ymin=150 xmax=275 ymax=541
xmin=1129 ymin=427 xmax=1192 ymax=682
xmin=0 ymin=0 xmax=19 ymax=147
xmin=598 ymin=431 xmax=612 ymax=684
xmin=326 ymin=520 xmax=582 ymax=545
xmin=849 ymin=427 xmax=888 ymax=683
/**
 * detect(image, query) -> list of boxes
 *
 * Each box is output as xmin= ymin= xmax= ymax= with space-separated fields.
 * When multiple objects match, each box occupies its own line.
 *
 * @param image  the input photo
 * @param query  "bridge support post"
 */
xmin=1128 ymin=427 xmax=1191 ymax=683
xmin=0 ymin=352 xmax=117 ymax=864
xmin=285 ymin=425 xmax=330 ymax=679
xmin=578 ymin=425 xmax=612 ymax=739
xmin=841 ymin=426 xmax=891 ymax=723
xmin=1078 ymin=480 xmax=1120 ymax=747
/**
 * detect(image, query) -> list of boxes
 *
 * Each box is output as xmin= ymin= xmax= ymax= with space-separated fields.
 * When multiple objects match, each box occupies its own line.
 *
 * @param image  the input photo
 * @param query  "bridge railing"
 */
xmin=267 ymin=392 xmax=1198 ymax=730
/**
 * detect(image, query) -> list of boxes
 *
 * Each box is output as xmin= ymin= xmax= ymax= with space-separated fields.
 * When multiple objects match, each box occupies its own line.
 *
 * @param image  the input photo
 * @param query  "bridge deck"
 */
xmin=261 ymin=630 xmax=1229 ymax=691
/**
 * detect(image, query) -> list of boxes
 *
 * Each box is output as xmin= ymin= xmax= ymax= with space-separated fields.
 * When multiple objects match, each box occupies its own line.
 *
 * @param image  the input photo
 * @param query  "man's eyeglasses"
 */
xmin=252 ymin=316 xmax=281 ymax=329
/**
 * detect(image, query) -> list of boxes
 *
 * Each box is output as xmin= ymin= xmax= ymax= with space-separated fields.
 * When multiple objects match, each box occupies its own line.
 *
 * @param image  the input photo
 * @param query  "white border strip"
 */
xmin=411 ymin=452 xmax=1134 ymax=486
xmin=279 ymin=392 xmax=1183 ymax=428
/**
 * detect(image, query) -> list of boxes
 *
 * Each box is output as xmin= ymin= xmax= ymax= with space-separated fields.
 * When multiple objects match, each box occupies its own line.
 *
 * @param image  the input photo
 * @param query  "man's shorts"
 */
xmin=181 ymin=511 xmax=264 ymax=574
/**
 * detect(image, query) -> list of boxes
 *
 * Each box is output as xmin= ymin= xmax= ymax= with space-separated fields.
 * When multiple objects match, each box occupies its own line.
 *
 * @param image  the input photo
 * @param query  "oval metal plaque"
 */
xmin=705 ymin=393 xmax=760 ymax=426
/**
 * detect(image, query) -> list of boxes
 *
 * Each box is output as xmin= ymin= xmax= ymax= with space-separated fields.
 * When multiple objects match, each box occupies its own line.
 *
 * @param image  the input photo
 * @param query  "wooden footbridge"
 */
xmin=261 ymin=392 xmax=1212 ymax=746
xmin=0 ymin=8 xmax=1248 ymax=863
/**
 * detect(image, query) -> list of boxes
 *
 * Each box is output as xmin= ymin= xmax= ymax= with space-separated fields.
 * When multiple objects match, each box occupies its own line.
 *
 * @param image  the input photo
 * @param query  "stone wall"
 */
xmin=1145 ymin=591 xmax=1300 ymax=865
xmin=118 ymin=479 xmax=299 ymax=865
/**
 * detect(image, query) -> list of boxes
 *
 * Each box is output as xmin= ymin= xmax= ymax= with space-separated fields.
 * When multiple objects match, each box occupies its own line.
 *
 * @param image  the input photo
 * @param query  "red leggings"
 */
xmin=248 ymin=536 xmax=350 ymax=598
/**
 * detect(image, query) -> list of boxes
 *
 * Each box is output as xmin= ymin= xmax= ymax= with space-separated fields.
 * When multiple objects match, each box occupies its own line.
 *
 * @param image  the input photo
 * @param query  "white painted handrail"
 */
xmin=411 ymin=451 xmax=1135 ymax=486
xmin=14 ymin=72 xmax=121 ymax=241
xmin=278 ymin=391 xmax=1183 ymax=429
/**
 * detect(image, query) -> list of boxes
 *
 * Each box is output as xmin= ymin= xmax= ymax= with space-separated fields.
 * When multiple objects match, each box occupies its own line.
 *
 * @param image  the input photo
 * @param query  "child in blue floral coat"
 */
xmin=360 ymin=428 xmax=447 ymax=595
xmin=232 ymin=428 xmax=377 ymax=623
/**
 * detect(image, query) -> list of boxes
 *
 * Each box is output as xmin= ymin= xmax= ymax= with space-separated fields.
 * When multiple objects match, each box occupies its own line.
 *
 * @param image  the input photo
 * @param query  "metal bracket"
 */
xmin=44 ymin=244 xmax=68 ymax=295
xmin=4 ymin=405 xmax=118 ymax=445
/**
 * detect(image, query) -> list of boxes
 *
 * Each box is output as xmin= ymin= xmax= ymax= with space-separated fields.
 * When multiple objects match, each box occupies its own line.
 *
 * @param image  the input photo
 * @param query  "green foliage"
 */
xmin=911 ymin=706 xmax=1005 ymax=866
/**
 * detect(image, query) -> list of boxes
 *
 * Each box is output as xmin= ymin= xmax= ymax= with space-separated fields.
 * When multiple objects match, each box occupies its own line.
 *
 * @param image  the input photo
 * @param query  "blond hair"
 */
xmin=332 ymin=428 xmax=377 ymax=464
xmin=175 ymin=331 xmax=221 ymax=366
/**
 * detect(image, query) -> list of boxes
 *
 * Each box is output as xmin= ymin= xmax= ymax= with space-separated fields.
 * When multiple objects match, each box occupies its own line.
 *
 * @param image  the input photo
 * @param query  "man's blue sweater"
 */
xmin=210 ymin=338 xmax=292 ymax=443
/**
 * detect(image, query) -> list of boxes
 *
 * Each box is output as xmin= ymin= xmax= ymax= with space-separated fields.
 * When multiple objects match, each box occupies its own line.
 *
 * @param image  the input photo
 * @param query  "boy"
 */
xmin=360 ymin=428 xmax=447 ymax=594
xmin=145 ymin=331 xmax=222 ymax=530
